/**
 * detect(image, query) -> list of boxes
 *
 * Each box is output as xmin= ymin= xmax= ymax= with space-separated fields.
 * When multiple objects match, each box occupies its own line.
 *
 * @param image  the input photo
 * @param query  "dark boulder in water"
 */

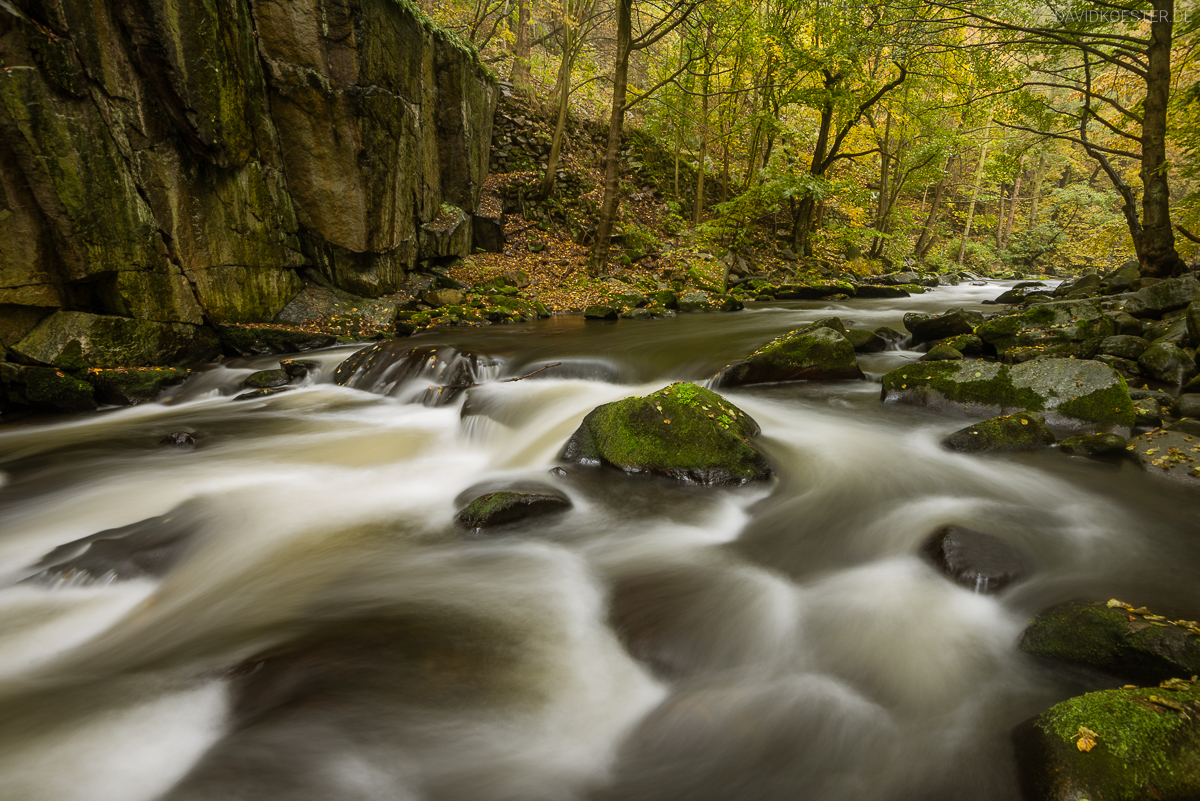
xmin=713 ymin=322 xmax=863 ymax=387
xmin=942 ymin=412 xmax=1056 ymax=453
xmin=561 ymin=382 xmax=771 ymax=485
xmin=455 ymin=488 xmax=572 ymax=532
xmin=921 ymin=525 xmax=1031 ymax=593
xmin=160 ymin=431 xmax=198 ymax=448
xmin=24 ymin=506 xmax=203 ymax=584
xmin=334 ymin=342 xmax=501 ymax=405
xmin=242 ymin=369 xmax=291 ymax=390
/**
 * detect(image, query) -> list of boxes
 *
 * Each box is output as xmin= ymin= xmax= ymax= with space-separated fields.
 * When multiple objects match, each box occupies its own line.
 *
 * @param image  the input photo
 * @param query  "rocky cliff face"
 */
xmin=0 ymin=0 xmax=496 ymax=368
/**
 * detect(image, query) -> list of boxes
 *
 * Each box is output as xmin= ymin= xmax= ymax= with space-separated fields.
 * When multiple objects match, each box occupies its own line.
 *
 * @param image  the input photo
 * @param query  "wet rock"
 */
xmin=677 ymin=290 xmax=716 ymax=312
xmin=233 ymin=386 xmax=298 ymax=401
xmin=1174 ymin=395 xmax=1200 ymax=419
xmin=1127 ymin=428 xmax=1200 ymax=484
xmin=774 ymin=282 xmax=852 ymax=300
xmin=584 ymin=304 xmax=618 ymax=319
xmin=921 ymin=525 xmax=1032 ymax=593
xmin=844 ymin=328 xmax=887 ymax=353
xmin=1124 ymin=274 xmax=1200 ymax=318
xmin=279 ymin=359 xmax=318 ymax=380
xmin=1132 ymin=398 xmax=1163 ymax=428
xmin=714 ymin=325 xmax=863 ymax=386
xmin=1138 ymin=341 xmax=1196 ymax=385
xmin=160 ymin=432 xmax=198 ymax=448
xmin=1058 ymin=432 xmax=1128 ymax=457
xmin=874 ymin=326 xmax=907 ymax=349
xmin=1097 ymin=335 xmax=1150 ymax=360
xmin=217 ymin=325 xmax=336 ymax=357
xmin=88 ymin=367 xmax=189 ymax=406
xmin=943 ymin=412 xmax=1056 ymax=453
xmin=908 ymin=309 xmax=984 ymax=345
xmin=921 ymin=344 xmax=964 ymax=362
xmin=880 ymin=358 xmax=1135 ymax=434
xmin=24 ymin=508 xmax=202 ymax=584
xmin=1111 ymin=311 xmax=1143 ymax=337
xmin=854 ymin=285 xmax=910 ymax=299
xmin=1094 ymin=355 xmax=1142 ymax=380
xmin=1021 ymin=600 xmax=1200 ymax=685
xmin=455 ymin=488 xmax=572 ymax=531
xmin=1168 ymin=418 xmax=1200 ymax=436
xmin=424 ymin=288 xmax=464 ymax=307
xmin=333 ymin=343 xmax=499 ymax=405
xmin=12 ymin=312 xmax=219 ymax=368
xmin=1013 ymin=682 xmax=1200 ymax=801
xmin=975 ymin=299 xmax=1116 ymax=357
xmin=242 ymin=369 xmax=291 ymax=390
xmin=936 ymin=333 xmax=984 ymax=356
xmin=560 ymin=382 xmax=771 ymax=485
xmin=0 ymin=364 xmax=97 ymax=413
xmin=1052 ymin=273 xmax=1103 ymax=297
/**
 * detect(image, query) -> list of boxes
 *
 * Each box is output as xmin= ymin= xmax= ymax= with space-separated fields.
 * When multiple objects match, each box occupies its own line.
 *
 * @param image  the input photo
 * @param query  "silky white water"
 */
xmin=1 ymin=283 xmax=1198 ymax=801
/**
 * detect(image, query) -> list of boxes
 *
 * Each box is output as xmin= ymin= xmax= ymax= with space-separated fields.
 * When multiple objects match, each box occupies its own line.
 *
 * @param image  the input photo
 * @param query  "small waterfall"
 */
xmin=333 ymin=342 xmax=505 ymax=405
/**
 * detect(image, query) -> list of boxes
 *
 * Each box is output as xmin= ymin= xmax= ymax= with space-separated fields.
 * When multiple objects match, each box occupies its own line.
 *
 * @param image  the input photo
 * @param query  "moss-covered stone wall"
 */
xmin=0 ymin=0 xmax=497 ymax=365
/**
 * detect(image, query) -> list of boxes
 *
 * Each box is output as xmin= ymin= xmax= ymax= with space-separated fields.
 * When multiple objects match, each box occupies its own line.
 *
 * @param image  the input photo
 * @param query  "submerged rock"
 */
xmin=160 ymin=432 xmax=198 ymax=448
xmin=713 ymin=324 xmax=863 ymax=386
xmin=24 ymin=508 xmax=202 ymax=584
xmin=921 ymin=525 xmax=1032 ymax=593
xmin=1020 ymin=601 xmax=1200 ymax=684
xmin=880 ymin=358 xmax=1135 ymax=434
xmin=455 ymin=489 xmax=572 ymax=531
xmin=1013 ymin=682 xmax=1200 ymax=801
xmin=560 ymin=382 xmax=771 ymax=485
xmin=943 ymin=412 xmax=1056 ymax=453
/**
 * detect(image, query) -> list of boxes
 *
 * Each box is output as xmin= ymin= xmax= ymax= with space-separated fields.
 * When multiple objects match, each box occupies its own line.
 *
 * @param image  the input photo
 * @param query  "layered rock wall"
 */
xmin=0 ymin=0 xmax=496 ymax=365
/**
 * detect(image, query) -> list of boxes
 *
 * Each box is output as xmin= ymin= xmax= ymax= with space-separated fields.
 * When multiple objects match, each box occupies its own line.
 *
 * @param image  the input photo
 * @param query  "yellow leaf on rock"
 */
xmin=1076 ymin=727 xmax=1099 ymax=752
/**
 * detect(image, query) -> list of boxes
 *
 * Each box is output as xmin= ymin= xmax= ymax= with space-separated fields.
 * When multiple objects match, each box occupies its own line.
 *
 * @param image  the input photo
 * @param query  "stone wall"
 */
xmin=0 ymin=0 xmax=496 ymax=367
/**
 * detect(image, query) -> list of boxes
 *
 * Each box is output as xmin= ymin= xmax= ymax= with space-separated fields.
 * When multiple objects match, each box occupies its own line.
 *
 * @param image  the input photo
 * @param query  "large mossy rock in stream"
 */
xmin=1138 ymin=341 xmax=1197 ymax=385
xmin=560 ymin=383 xmax=772 ymax=485
xmin=906 ymin=308 xmax=984 ymax=345
xmin=942 ymin=411 xmax=1056 ymax=453
xmin=975 ymin=299 xmax=1118 ymax=361
xmin=880 ymin=358 xmax=1136 ymax=434
xmin=1013 ymin=683 xmax=1200 ymax=801
xmin=1020 ymin=601 xmax=1200 ymax=685
xmin=713 ymin=322 xmax=864 ymax=387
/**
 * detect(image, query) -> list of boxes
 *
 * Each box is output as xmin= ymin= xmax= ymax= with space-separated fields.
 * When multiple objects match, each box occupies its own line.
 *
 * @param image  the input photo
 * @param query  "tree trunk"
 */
xmin=694 ymin=53 xmax=711 ymax=223
xmin=509 ymin=0 xmax=531 ymax=90
xmin=1027 ymin=153 xmax=1046 ymax=229
xmin=590 ymin=0 xmax=632 ymax=273
xmin=915 ymin=175 xmax=948 ymax=259
xmin=869 ymin=111 xmax=893 ymax=258
xmin=1139 ymin=0 xmax=1184 ymax=277
xmin=1001 ymin=158 xmax=1025 ymax=250
xmin=538 ymin=27 xmax=577 ymax=198
xmin=958 ymin=113 xmax=992 ymax=266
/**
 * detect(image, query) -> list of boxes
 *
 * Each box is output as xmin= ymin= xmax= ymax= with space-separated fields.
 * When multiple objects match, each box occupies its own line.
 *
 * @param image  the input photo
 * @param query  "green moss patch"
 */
xmin=560 ymin=382 xmax=771 ymax=485
xmin=455 ymin=490 xmax=572 ymax=531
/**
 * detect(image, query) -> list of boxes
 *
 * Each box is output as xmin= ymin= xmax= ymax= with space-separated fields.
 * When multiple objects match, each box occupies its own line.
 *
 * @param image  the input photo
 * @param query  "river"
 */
xmin=1 ymin=281 xmax=1197 ymax=801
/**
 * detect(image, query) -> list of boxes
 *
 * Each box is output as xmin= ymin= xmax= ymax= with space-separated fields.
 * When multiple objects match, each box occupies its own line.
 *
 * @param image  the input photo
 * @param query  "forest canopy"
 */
xmin=425 ymin=0 xmax=1200 ymax=277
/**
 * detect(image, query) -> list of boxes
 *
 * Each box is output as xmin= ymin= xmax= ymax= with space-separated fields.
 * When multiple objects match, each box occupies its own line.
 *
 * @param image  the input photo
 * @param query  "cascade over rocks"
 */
xmin=0 ymin=0 xmax=497 ymax=368
xmin=334 ymin=342 xmax=501 ymax=405
xmin=880 ymin=358 xmax=1135 ymax=435
xmin=560 ymin=382 xmax=771 ymax=485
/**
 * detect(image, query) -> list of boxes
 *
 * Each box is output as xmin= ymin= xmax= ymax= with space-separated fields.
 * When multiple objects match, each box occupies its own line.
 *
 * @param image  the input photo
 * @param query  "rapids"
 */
xmin=1 ymin=282 xmax=1198 ymax=801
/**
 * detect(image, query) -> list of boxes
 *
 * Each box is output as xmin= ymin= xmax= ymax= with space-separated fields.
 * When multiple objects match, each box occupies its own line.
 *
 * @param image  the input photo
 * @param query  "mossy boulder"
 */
xmin=1138 ymin=341 xmax=1196 ymax=385
xmin=242 ymin=369 xmax=291 ymax=390
xmin=217 ymin=325 xmax=337 ymax=357
xmin=11 ymin=365 xmax=97 ymax=412
xmin=1124 ymin=275 xmax=1200 ymax=318
xmin=559 ymin=382 xmax=772 ymax=485
xmin=87 ymin=367 xmax=189 ymax=405
xmin=844 ymin=328 xmax=888 ymax=353
xmin=714 ymin=325 xmax=864 ymax=387
xmin=921 ymin=344 xmax=964 ymax=361
xmin=1020 ymin=601 xmax=1200 ymax=684
xmin=1059 ymin=433 xmax=1128 ymax=457
xmin=853 ymin=285 xmax=910 ymax=299
xmin=1126 ymin=429 xmax=1200 ymax=485
xmin=11 ymin=312 xmax=218 ymax=368
xmin=880 ymin=358 xmax=1135 ymax=434
xmin=455 ymin=489 xmax=572 ymax=531
xmin=1014 ymin=682 xmax=1200 ymax=801
xmin=908 ymin=308 xmax=983 ymax=345
xmin=584 ymin=304 xmax=618 ymax=320
xmin=943 ymin=412 xmax=1056 ymax=453
xmin=975 ymin=299 xmax=1116 ymax=355
xmin=774 ymin=282 xmax=853 ymax=300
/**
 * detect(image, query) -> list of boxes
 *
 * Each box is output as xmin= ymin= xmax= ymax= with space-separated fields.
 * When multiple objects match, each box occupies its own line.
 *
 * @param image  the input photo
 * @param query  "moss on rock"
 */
xmin=87 ymin=367 xmax=189 ymax=406
xmin=560 ymin=382 xmax=772 ymax=485
xmin=455 ymin=490 xmax=572 ymax=531
xmin=715 ymin=325 xmax=864 ymax=386
xmin=943 ymin=412 xmax=1056 ymax=453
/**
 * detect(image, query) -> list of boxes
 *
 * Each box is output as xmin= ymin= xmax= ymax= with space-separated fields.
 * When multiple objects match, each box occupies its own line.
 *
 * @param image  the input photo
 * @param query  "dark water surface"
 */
xmin=1 ymin=282 xmax=1198 ymax=801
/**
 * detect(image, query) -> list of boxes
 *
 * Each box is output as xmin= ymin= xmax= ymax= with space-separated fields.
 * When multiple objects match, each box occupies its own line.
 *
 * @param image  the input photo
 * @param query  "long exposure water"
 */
xmin=1 ymin=282 xmax=1198 ymax=801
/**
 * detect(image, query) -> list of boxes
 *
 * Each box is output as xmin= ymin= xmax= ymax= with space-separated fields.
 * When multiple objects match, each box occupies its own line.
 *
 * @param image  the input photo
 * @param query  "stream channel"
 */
xmin=0 ymin=281 xmax=1198 ymax=801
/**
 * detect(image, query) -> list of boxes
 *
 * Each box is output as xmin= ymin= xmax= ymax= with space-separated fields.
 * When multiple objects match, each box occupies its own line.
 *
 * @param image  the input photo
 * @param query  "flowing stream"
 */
xmin=1 ymin=282 xmax=1199 ymax=801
